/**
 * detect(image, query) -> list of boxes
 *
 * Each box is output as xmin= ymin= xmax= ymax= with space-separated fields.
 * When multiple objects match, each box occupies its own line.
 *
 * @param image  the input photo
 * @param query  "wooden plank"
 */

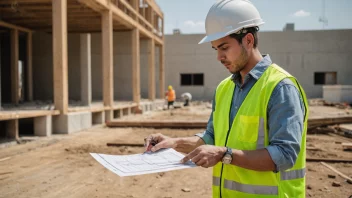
xmin=0 ymin=110 xmax=60 ymax=121
xmin=308 ymin=116 xmax=352 ymax=130
xmin=320 ymin=162 xmax=352 ymax=184
xmin=131 ymin=28 xmax=140 ymax=104
xmin=306 ymin=157 xmax=352 ymax=163
xmin=0 ymin=20 xmax=32 ymax=33
xmin=27 ymin=32 xmax=33 ymax=101
xmin=0 ymin=0 xmax=51 ymax=4
xmin=342 ymin=143 xmax=352 ymax=151
xmin=106 ymin=120 xmax=207 ymax=129
xmin=102 ymin=10 xmax=114 ymax=107
xmin=159 ymin=44 xmax=165 ymax=99
xmin=148 ymin=38 xmax=155 ymax=101
xmin=145 ymin=0 xmax=163 ymax=17
xmin=0 ymin=157 xmax=11 ymax=162
xmin=53 ymin=0 xmax=68 ymax=114
xmin=107 ymin=142 xmax=144 ymax=147
xmin=306 ymin=147 xmax=322 ymax=151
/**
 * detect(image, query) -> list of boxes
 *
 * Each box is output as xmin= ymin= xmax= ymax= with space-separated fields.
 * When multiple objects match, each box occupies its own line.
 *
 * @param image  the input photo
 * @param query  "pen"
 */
xmin=143 ymin=139 xmax=157 ymax=154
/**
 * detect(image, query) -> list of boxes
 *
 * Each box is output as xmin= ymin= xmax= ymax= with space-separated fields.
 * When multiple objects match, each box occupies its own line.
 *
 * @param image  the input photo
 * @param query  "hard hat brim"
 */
xmin=198 ymin=21 xmax=265 ymax=44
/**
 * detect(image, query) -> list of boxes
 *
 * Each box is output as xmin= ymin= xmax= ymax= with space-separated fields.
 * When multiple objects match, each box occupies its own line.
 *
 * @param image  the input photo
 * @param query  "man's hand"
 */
xmin=181 ymin=145 xmax=226 ymax=168
xmin=144 ymin=133 xmax=177 ymax=152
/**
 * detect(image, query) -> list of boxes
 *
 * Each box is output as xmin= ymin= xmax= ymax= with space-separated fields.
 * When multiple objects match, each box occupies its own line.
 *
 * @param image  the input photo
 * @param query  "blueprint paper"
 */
xmin=90 ymin=148 xmax=196 ymax=177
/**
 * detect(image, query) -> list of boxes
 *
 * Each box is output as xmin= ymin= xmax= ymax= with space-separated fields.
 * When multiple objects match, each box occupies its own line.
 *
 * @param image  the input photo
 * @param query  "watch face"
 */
xmin=222 ymin=154 xmax=232 ymax=164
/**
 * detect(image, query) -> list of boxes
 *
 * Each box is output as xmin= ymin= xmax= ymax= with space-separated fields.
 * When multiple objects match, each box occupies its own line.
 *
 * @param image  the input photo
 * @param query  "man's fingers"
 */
xmin=144 ymin=136 xmax=152 ymax=151
xmin=196 ymin=159 xmax=208 ymax=167
xmin=181 ymin=149 xmax=198 ymax=163
xmin=151 ymin=140 xmax=168 ymax=152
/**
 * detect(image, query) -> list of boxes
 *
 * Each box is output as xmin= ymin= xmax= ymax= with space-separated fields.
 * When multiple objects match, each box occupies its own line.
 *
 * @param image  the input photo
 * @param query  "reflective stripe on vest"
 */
xmin=213 ymin=177 xmax=278 ymax=195
xmin=213 ymin=168 xmax=305 ymax=194
xmin=281 ymin=168 xmax=306 ymax=181
xmin=213 ymin=169 xmax=306 ymax=187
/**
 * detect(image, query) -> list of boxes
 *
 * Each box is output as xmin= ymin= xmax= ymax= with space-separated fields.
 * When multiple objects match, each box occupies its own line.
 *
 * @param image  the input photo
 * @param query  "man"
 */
xmin=181 ymin=92 xmax=192 ymax=106
xmin=166 ymin=85 xmax=176 ymax=109
xmin=145 ymin=0 xmax=308 ymax=197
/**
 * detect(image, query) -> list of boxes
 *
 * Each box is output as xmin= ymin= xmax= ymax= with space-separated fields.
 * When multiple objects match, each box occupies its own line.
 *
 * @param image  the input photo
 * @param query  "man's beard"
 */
xmin=222 ymin=45 xmax=249 ymax=74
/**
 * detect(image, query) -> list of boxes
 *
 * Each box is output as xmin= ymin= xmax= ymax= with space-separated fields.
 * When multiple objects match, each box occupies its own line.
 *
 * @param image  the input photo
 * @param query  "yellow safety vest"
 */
xmin=213 ymin=64 xmax=308 ymax=198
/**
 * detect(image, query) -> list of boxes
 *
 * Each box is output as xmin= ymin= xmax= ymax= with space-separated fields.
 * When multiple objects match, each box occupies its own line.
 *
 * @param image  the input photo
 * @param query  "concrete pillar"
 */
xmin=53 ymin=0 xmax=68 ymax=114
xmin=105 ymin=110 xmax=113 ymax=122
xmin=80 ymin=33 xmax=92 ymax=106
xmin=159 ymin=45 xmax=165 ymax=99
xmin=131 ymin=28 xmax=140 ymax=104
xmin=6 ymin=120 xmax=18 ymax=139
xmin=34 ymin=116 xmax=52 ymax=136
xmin=27 ymin=32 xmax=33 ymax=101
xmin=102 ymin=10 xmax=113 ymax=107
xmin=148 ymin=38 xmax=155 ymax=101
xmin=11 ymin=29 xmax=19 ymax=104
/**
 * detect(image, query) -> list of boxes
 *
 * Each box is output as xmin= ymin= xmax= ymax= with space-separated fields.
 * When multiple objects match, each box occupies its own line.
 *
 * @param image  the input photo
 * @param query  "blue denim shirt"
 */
xmin=196 ymin=55 xmax=305 ymax=171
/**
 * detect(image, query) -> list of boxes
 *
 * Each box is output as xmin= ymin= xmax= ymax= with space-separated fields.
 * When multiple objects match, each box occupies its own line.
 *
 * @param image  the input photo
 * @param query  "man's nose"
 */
xmin=217 ymin=51 xmax=225 ymax=62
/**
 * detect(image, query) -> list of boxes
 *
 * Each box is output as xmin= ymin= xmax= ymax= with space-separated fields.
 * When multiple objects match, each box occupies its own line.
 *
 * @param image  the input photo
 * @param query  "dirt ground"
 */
xmin=0 ymin=103 xmax=351 ymax=198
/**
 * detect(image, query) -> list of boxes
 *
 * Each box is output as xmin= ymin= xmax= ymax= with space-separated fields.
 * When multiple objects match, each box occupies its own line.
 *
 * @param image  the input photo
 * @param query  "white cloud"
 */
xmin=293 ymin=10 xmax=311 ymax=17
xmin=183 ymin=20 xmax=205 ymax=27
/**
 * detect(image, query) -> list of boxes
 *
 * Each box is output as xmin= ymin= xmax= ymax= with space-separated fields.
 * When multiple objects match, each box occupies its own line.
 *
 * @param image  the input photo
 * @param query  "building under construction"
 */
xmin=0 ymin=0 xmax=165 ymax=140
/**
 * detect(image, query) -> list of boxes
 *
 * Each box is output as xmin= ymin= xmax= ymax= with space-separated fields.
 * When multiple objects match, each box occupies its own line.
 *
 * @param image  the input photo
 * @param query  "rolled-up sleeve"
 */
xmin=266 ymin=78 xmax=305 ymax=172
xmin=195 ymin=93 xmax=216 ymax=145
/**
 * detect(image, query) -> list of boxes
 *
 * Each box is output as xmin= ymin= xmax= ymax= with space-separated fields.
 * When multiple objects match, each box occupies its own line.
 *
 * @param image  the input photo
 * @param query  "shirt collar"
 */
xmin=231 ymin=54 xmax=272 ymax=83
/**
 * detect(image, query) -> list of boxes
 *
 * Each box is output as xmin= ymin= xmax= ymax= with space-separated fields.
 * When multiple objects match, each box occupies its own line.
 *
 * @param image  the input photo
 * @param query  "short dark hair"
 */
xmin=229 ymin=26 xmax=259 ymax=48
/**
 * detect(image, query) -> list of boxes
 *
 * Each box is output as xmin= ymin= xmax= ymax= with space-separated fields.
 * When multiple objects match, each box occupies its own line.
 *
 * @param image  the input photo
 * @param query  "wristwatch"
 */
xmin=221 ymin=147 xmax=233 ymax=164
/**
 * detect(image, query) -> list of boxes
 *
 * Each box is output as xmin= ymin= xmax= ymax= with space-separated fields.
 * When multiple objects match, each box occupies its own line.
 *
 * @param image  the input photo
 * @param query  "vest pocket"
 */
xmin=238 ymin=115 xmax=260 ymax=143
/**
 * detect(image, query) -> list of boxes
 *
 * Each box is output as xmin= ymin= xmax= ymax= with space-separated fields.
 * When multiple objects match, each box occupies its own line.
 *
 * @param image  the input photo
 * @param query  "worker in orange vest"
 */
xmin=165 ymin=85 xmax=176 ymax=109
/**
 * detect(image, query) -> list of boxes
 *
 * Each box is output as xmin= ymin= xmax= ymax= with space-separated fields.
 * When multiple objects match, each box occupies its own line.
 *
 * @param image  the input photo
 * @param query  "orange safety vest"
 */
xmin=167 ymin=90 xmax=176 ymax=102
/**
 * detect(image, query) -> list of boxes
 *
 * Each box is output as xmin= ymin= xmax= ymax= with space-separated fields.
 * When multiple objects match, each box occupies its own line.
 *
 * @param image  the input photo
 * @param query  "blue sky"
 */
xmin=154 ymin=0 xmax=352 ymax=34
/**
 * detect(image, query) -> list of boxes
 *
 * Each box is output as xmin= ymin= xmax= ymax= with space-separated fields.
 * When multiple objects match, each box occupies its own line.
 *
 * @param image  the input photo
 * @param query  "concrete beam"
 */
xmin=159 ymin=45 xmax=165 ymax=99
xmin=53 ymin=0 xmax=68 ymax=114
xmin=11 ymin=29 xmax=19 ymax=104
xmin=80 ymin=33 xmax=92 ymax=106
xmin=131 ymin=28 xmax=140 ymax=104
xmin=102 ymin=10 xmax=113 ymax=107
xmin=34 ymin=116 xmax=52 ymax=136
xmin=148 ymin=38 xmax=155 ymax=100
xmin=0 ymin=20 xmax=33 ymax=33
xmin=27 ymin=32 xmax=33 ymax=101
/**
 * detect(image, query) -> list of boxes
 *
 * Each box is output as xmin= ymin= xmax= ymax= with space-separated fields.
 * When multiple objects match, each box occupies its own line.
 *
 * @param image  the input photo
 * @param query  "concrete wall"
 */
xmin=164 ymin=29 xmax=352 ymax=100
xmin=323 ymin=85 xmax=352 ymax=103
xmin=33 ymin=31 xmax=158 ymax=103
xmin=68 ymin=34 xmax=81 ymax=101
xmin=165 ymin=34 xmax=229 ymax=100
xmin=33 ymin=32 xmax=53 ymax=101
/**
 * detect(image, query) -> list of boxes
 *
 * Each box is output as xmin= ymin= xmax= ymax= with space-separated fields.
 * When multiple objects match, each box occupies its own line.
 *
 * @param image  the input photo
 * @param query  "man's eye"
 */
xmin=221 ymin=47 xmax=228 ymax=50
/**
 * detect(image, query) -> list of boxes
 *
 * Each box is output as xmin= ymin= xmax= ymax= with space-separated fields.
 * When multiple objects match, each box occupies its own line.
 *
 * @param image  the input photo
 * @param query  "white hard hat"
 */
xmin=199 ymin=0 xmax=264 ymax=44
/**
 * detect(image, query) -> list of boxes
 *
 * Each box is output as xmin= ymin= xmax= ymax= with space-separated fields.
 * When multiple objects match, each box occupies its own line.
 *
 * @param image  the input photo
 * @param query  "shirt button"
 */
xmin=235 ymin=106 xmax=238 ymax=109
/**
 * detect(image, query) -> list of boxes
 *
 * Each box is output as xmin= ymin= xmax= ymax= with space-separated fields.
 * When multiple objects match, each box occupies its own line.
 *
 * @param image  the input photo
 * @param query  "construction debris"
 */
xmin=320 ymin=162 xmax=352 ymax=184
xmin=106 ymin=143 xmax=144 ymax=147
xmin=106 ymin=120 xmax=207 ymax=129
xmin=306 ymin=157 xmax=352 ymax=163
xmin=342 ymin=143 xmax=352 ymax=151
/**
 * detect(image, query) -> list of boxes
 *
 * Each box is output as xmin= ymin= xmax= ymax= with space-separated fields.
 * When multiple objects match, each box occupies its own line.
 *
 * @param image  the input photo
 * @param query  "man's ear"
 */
xmin=244 ymin=33 xmax=254 ymax=48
